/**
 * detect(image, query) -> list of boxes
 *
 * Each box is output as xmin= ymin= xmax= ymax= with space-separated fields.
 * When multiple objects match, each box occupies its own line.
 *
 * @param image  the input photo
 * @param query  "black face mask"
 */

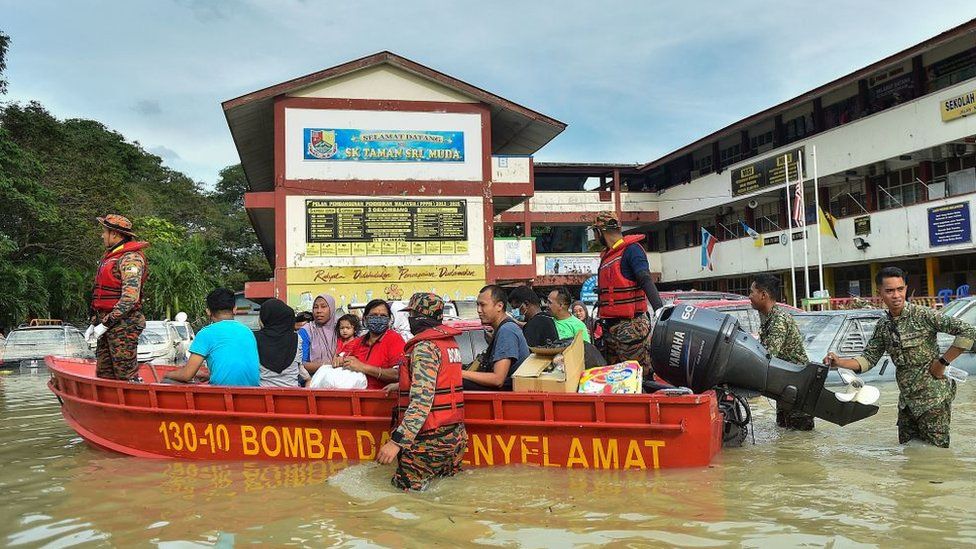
xmin=409 ymin=316 xmax=440 ymax=335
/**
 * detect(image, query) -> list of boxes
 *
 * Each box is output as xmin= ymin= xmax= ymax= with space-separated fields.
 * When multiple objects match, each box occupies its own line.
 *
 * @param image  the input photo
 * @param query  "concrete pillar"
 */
xmin=926 ymin=256 xmax=939 ymax=296
xmin=870 ymin=263 xmax=880 ymax=296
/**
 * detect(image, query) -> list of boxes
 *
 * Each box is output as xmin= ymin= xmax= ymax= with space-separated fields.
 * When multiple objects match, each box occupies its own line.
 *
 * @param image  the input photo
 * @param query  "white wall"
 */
xmin=285 ymin=194 xmax=485 ymax=268
xmin=528 ymin=192 xmax=606 ymax=213
xmin=284 ymin=108 xmax=484 ymax=181
xmin=289 ymin=65 xmax=476 ymax=103
xmin=658 ymin=194 xmax=976 ymax=283
xmin=491 ymin=156 xmax=531 ymax=184
xmin=655 ymin=77 xmax=976 ymax=220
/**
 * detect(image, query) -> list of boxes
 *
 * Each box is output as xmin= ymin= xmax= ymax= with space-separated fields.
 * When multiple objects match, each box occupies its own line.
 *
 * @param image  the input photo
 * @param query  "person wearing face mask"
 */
xmin=336 ymin=299 xmax=405 ymax=389
xmin=377 ymin=292 xmax=465 ymax=491
xmin=507 ymin=285 xmax=558 ymax=347
xmin=589 ymin=212 xmax=663 ymax=373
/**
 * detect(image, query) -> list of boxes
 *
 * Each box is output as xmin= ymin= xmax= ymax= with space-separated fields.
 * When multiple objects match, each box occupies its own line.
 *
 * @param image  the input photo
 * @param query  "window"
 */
xmin=824 ymin=96 xmax=858 ymax=129
xmin=726 ymin=276 xmax=752 ymax=295
xmin=717 ymin=211 xmax=745 ymax=239
xmin=828 ymin=179 xmax=867 ymax=218
xmin=719 ymin=144 xmax=741 ymax=168
xmin=784 ymin=115 xmax=809 ymax=143
xmin=749 ymin=131 xmax=774 ymax=151
xmin=694 ymin=155 xmax=713 ymax=174
xmin=755 ymin=201 xmax=782 ymax=234
xmin=878 ymin=167 xmax=921 ymax=210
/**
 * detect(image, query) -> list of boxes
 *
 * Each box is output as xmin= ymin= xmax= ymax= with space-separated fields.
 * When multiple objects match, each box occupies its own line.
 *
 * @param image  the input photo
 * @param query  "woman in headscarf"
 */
xmin=572 ymin=300 xmax=602 ymax=343
xmin=300 ymin=293 xmax=338 ymax=374
xmin=255 ymin=298 xmax=301 ymax=387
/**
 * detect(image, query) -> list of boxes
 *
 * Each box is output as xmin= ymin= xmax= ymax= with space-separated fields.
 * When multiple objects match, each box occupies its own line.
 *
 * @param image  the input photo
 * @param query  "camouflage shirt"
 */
xmin=759 ymin=305 xmax=808 ymax=365
xmin=102 ymin=251 xmax=146 ymax=327
xmin=855 ymin=302 xmax=976 ymax=413
xmin=393 ymin=340 xmax=440 ymax=446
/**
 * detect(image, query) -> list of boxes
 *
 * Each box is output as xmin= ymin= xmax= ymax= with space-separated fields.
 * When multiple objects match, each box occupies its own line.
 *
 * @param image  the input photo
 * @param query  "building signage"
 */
xmin=940 ymin=89 xmax=976 ymax=122
xmin=854 ymin=215 xmax=871 ymax=236
xmin=730 ymin=147 xmax=804 ymax=197
xmin=303 ymin=128 xmax=465 ymax=162
xmin=791 ymin=230 xmax=806 ymax=241
xmin=544 ymin=256 xmax=600 ymax=276
xmin=763 ymin=235 xmax=782 ymax=246
xmin=305 ymin=199 xmax=467 ymax=256
xmin=580 ymin=276 xmax=598 ymax=303
xmin=287 ymin=265 xmax=486 ymax=307
xmin=927 ymin=202 xmax=972 ymax=247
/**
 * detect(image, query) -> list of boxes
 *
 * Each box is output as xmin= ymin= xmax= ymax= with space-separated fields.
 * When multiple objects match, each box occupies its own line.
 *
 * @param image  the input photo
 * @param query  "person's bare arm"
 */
xmin=461 ymin=358 xmax=512 ymax=388
xmin=164 ymin=353 xmax=205 ymax=382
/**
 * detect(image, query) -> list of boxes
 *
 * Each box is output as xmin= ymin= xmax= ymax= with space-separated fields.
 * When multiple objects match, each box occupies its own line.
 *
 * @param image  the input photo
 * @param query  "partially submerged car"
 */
xmin=1 ymin=321 xmax=94 ymax=369
xmin=791 ymin=309 xmax=893 ymax=384
xmin=137 ymin=321 xmax=186 ymax=365
xmin=937 ymin=296 xmax=976 ymax=373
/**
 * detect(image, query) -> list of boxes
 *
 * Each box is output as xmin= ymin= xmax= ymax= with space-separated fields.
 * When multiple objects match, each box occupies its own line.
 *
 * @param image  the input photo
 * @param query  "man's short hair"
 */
xmin=206 ymin=288 xmax=236 ymax=313
xmin=480 ymin=284 xmax=508 ymax=305
xmin=753 ymin=274 xmax=781 ymax=302
xmin=875 ymin=266 xmax=907 ymax=287
xmin=551 ymin=286 xmax=573 ymax=309
xmin=508 ymin=285 xmax=541 ymax=308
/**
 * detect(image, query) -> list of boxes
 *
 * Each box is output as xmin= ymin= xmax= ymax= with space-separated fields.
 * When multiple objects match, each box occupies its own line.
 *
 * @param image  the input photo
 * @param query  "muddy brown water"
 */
xmin=1 ymin=369 xmax=974 ymax=547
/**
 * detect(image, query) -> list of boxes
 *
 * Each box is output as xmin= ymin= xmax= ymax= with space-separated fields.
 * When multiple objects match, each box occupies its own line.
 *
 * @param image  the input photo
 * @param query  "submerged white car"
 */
xmin=137 ymin=321 xmax=186 ymax=364
xmin=937 ymin=297 xmax=976 ymax=373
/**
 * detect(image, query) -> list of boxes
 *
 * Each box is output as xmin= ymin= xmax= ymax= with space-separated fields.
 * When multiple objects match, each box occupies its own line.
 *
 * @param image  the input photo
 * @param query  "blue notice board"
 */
xmin=927 ymin=202 xmax=972 ymax=247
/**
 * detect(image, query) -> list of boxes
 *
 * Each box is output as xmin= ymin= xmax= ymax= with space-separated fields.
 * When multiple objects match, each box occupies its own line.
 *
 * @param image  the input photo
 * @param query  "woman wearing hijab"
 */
xmin=256 ymin=299 xmax=301 ymax=387
xmin=572 ymin=300 xmax=602 ymax=343
xmin=300 ymin=293 xmax=338 ymax=374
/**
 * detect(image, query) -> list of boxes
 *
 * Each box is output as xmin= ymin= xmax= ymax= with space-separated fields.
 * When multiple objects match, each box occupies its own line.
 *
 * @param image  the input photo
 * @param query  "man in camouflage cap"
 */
xmin=825 ymin=267 xmax=976 ymax=447
xmin=87 ymin=214 xmax=150 ymax=381
xmin=377 ymin=292 xmax=466 ymax=491
xmin=590 ymin=211 xmax=663 ymax=372
xmin=750 ymin=274 xmax=814 ymax=430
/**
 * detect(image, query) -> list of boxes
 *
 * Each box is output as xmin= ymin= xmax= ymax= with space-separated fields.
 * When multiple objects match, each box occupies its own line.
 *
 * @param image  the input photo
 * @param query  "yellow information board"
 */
xmin=286 ymin=264 xmax=486 ymax=310
xmin=941 ymin=89 xmax=976 ymax=122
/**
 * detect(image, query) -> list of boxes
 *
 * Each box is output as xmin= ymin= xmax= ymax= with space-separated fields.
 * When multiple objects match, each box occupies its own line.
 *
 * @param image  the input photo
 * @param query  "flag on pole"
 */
xmin=819 ymin=207 xmax=838 ymax=238
xmin=739 ymin=219 xmax=763 ymax=248
xmin=701 ymin=227 xmax=718 ymax=271
xmin=792 ymin=180 xmax=806 ymax=227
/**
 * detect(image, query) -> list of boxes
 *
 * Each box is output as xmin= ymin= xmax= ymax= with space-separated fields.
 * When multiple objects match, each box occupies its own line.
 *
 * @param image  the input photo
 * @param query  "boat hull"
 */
xmin=47 ymin=357 xmax=723 ymax=470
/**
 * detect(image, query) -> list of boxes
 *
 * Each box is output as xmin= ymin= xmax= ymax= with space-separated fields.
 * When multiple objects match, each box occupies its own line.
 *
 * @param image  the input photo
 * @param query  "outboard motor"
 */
xmin=649 ymin=305 xmax=878 ymax=427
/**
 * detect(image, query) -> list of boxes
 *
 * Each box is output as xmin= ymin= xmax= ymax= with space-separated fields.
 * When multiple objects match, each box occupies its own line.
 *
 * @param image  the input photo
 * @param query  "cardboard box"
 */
xmin=512 ymin=331 xmax=586 ymax=393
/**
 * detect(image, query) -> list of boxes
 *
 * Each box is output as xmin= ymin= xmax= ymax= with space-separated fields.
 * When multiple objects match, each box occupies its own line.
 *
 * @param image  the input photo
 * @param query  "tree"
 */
xmin=0 ymin=30 xmax=9 ymax=95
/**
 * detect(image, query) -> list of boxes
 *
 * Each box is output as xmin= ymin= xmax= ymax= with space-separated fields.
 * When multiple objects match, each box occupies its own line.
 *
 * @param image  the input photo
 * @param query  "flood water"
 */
xmin=2 ymin=369 xmax=975 ymax=547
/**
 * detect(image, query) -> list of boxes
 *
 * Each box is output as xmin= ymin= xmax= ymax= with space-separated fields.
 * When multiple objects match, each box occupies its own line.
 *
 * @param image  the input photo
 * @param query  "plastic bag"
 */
xmin=578 ymin=361 xmax=642 ymax=394
xmin=308 ymin=365 xmax=368 ymax=390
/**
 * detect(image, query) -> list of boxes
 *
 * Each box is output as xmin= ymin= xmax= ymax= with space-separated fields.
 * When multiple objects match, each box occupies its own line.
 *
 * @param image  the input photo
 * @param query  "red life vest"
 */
xmin=91 ymin=241 xmax=150 ymax=313
xmin=597 ymin=234 xmax=648 ymax=319
xmin=397 ymin=325 xmax=464 ymax=434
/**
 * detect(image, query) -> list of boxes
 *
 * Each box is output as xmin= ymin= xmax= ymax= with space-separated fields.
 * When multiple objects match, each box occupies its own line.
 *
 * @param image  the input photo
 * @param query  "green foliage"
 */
xmin=0 ymin=99 xmax=269 ymax=332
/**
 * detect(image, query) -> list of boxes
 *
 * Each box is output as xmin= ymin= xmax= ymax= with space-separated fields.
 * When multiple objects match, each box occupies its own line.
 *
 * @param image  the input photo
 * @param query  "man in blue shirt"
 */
xmin=164 ymin=288 xmax=260 ymax=386
xmin=463 ymin=285 xmax=529 ymax=391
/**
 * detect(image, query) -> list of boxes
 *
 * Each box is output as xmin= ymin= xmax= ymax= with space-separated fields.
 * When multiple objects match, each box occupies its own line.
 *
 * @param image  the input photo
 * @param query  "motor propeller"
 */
xmin=835 ymin=368 xmax=881 ymax=405
xmin=648 ymin=305 xmax=879 ymax=427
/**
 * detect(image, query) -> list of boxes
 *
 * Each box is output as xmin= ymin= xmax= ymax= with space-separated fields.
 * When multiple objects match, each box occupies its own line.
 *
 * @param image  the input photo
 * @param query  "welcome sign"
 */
xmin=303 ymin=128 xmax=465 ymax=162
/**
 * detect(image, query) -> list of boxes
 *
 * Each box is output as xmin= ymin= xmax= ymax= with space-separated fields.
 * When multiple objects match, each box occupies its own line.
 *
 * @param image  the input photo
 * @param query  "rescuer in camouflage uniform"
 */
xmin=87 ymin=215 xmax=149 ymax=381
xmin=750 ymin=274 xmax=815 ymax=430
xmin=825 ymin=267 xmax=976 ymax=447
xmin=377 ymin=292 xmax=466 ymax=491
xmin=590 ymin=212 xmax=663 ymax=373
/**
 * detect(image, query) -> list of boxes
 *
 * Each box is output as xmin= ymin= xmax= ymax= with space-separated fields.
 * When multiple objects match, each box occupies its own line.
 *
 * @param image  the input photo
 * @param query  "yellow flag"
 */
xmin=819 ymin=207 xmax=838 ymax=238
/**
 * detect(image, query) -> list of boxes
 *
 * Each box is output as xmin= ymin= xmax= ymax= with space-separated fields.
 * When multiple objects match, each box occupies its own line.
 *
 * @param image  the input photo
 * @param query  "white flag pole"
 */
xmin=813 ymin=145 xmax=825 ymax=296
xmin=799 ymin=156 xmax=811 ymax=303
xmin=785 ymin=155 xmax=798 ymax=308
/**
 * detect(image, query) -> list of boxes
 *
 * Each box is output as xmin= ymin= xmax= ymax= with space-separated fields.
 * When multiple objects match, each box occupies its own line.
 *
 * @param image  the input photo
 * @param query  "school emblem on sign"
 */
xmin=307 ymin=130 xmax=338 ymax=159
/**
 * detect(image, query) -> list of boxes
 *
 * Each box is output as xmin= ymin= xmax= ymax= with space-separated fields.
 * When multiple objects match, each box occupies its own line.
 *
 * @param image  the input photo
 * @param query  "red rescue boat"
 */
xmin=46 ymin=357 xmax=723 ymax=470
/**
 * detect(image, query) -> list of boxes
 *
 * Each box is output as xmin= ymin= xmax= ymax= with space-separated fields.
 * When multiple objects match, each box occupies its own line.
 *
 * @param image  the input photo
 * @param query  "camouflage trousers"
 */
xmin=603 ymin=316 xmax=651 ymax=373
xmin=776 ymin=402 xmax=815 ymax=431
xmin=393 ymin=423 xmax=467 ymax=492
xmin=95 ymin=312 xmax=145 ymax=381
xmin=897 ymin=401 xmax=951 ymax=448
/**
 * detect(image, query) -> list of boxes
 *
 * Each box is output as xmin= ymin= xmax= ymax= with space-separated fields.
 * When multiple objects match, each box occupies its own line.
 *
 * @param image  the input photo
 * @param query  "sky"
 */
xmin=3 ymin=1 xmax=975 ymax=187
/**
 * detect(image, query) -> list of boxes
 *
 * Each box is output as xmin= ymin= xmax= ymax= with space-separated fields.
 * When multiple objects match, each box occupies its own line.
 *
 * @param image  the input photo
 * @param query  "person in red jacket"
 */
xmin=86 ymin=215 xmax=149 ymax=381
xmin=590 ymin=211 xmax=663 ymax=372
xmin=377 ymin=292 xmax=466 ymax=491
